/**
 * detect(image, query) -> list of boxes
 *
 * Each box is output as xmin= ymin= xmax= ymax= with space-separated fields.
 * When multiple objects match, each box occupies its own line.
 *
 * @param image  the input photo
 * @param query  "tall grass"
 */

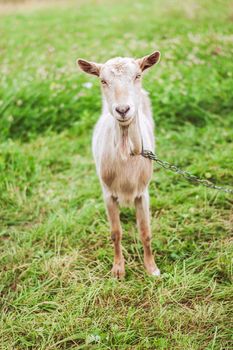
xmin=0 ymin=0 xmax=232 ymax=349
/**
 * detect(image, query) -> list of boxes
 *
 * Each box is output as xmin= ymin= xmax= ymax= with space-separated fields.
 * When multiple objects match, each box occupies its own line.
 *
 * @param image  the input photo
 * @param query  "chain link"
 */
xmin=141 ymin=150 xmax=233 ymax=195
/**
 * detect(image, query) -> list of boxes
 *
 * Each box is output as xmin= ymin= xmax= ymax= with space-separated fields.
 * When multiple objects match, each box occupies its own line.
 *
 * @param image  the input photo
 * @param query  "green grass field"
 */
xmin=0 ymin=0 xmax=233 ymax=349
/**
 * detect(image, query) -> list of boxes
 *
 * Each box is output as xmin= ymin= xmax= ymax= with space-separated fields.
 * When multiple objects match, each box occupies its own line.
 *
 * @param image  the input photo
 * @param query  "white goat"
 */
xmin=77 ymin=51 xmax=160 ymax=278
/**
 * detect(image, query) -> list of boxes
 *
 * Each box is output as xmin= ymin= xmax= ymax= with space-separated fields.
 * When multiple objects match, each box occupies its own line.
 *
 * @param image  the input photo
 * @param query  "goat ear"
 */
xmin=137 ymin=51 xmax=160 ymax=72
xmin=77 ymin=59 xmax=101 ymax=77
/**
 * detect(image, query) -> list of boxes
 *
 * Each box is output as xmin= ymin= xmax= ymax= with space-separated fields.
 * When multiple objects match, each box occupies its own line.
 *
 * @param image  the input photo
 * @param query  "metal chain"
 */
xmin=141 ymin=150 xmax=233 ymax=195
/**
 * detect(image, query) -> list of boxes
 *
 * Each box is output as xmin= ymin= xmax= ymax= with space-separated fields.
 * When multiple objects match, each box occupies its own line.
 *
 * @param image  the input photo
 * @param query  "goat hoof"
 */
xmin=111 ymin=262 xmax=125 ymax=279
xmin=145 ymin=262 xmax=161 ymax=277
xmin=151 ymin=268 xmax=161 ymax=277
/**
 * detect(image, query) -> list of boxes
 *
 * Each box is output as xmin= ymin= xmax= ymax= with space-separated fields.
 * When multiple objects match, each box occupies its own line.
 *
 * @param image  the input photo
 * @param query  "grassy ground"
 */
xmin=0 ymin=0 xmax=233 ymax=349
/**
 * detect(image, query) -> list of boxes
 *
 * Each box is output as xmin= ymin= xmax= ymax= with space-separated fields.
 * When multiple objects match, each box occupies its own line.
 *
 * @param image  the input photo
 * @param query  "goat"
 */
xmin=77 ymin=51 xmax=160 ymax=278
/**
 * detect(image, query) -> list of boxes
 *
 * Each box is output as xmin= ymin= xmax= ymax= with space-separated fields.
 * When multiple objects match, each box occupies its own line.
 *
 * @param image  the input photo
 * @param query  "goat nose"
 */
xmin=115 ymin=105 xmax=130 ymax=118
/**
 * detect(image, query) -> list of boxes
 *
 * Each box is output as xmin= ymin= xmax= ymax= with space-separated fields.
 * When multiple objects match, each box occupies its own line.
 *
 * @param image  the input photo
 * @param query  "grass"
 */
xmin=0 ymin=0 xmax=233 ymax=349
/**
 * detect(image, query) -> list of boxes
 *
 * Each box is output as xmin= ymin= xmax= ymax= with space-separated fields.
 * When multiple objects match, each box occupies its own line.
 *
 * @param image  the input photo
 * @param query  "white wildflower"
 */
xmin=16 ymin=100 xmax=23 ymax=106
xmin=8 ymin=115 xmax=14 ymax=122
xmin=86 ymin=334 xmax=101 ymax=344
xmin=82 ymin=82 xmax=93 ymax=89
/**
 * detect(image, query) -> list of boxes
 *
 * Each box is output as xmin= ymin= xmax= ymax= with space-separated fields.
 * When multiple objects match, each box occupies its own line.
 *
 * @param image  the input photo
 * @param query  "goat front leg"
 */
xmin=135 ymin=192 xmax=160 ymax=276
xmin=105 ymin=194 xmax=125 ymax=279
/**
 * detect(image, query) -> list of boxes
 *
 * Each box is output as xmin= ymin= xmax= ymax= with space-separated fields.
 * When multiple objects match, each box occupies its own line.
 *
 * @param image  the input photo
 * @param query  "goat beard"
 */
xmin=118 ymin=126 xmax=131 ymax=160
xmin=128 ymin=117 xmax=142 ymax=155
xmin=118 ymin=121 xmax=142 ymax=160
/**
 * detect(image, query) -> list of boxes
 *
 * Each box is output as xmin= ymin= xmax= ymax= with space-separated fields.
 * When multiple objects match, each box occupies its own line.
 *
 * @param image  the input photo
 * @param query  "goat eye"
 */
xmin=135 ymin=74 xmax=141 ymax=80
xmin=101 ymin=79 xmax=107 ymax=85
